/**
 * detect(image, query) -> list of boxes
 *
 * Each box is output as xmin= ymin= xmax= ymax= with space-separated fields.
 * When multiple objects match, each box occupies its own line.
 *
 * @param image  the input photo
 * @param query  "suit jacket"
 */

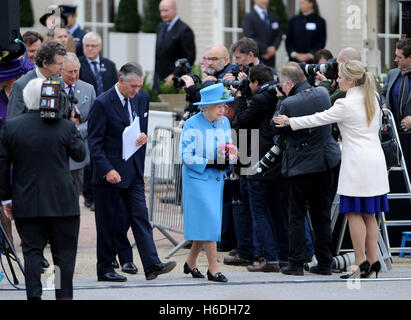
xmin=290 ymin=86 xmax=389 ymax=197
xmin=381 ymin=68 xmax=411 ymax=121
xmin=71 ymin=26 xmax=87 ymax=57
xmin=0 ymin=111 xmax=86 ymax=218
xmin=273 ymin=81 xmax=341 ymax=178
xmin=153 ymin=18 xmax=196 ymax=90
xmin=7 ymin=69 xmax=38 ymax=118
xmin=242 ymin=9 xmax=282 ymax=67
xmin=79 ymin=56 xmax=118 ymax=95
xmin=88 ymin=86 xmax=150 ymax=188
xmin=66 ymin=79 xmax=96 ymax=170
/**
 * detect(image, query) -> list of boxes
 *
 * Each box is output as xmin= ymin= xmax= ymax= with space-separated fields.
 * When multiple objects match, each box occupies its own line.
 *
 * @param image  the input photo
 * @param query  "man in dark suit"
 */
xmin=79 ymin=31 xmax=118 ymax=211
xmin=7 ymin=41 xmax=66 ymax=118
xmin=60 ymin=4 xmax=87 ymax=57
xmin=79 ymin=31 xmax=118 ymax=97
xmin=242 ymin=0 xmax=282 ymax=68
xmin=272 ymin=62 xmax=340 ymax=276
xmin=0 ymin=78 xmax=86 ymax=300
xmin=88 ymin=62 xmax=176 ymax=282
xmin=153 ymin=0 xmax=196 ymax=92
xmin=381 ymin=38 xmax=411 ymax=132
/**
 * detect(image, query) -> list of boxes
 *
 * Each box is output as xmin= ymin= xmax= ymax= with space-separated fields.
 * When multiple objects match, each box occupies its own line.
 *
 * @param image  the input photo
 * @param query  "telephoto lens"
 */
xmin=332 ymin=252 xmax=355 ymax=272
xmin=253 ymin=144 xmax=282 ymax=175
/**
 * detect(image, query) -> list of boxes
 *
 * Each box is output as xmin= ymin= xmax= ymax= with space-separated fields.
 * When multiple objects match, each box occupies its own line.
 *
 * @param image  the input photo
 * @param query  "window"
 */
xmin=223 ymin=0 xmax=253 ymax=50
xmin=83 ymin=0 xmax=116 ymax=58
xmin=377 ymin=0 xmax=401 ymax=72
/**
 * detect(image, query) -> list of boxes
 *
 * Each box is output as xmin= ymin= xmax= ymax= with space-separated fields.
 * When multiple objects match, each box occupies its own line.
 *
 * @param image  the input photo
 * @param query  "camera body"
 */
xmin=40 ymin=80 xmax=79 ymax=120
xmin=172 ymin=58 xmax=200 ymax=88
xmin=257 ymin=80 xmax=284 ymax=96
xmin=219 ymin=63 xmax=254 ymax=99
xmin=299 ymin=59 xmax=339 ymax=81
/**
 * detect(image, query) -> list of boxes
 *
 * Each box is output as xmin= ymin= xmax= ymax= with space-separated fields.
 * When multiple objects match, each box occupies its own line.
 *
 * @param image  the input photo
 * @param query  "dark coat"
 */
xmin=235 ymin=87 xmax=281 ymax=180
xmin=79 ymin=56 xmax=118 ymax=95
xmin=0 ymin=111 xmax=86 ymax=218
xmin=7 ymin=69 xmax=38 ymax=118
xmin=285 ymin=12 xmax=326 ymax=59
xmin=87 ymin=86 xmax=150 ymax=188
xmin=242 ymin=9 xmax=282 ymax=67
xmin=272 ymin=81 xmax=340 ymax=177
xmin=153 ymin=18 xmax=196 ymax=90
xmin=72 ymin=26 xmax=87 ymax=57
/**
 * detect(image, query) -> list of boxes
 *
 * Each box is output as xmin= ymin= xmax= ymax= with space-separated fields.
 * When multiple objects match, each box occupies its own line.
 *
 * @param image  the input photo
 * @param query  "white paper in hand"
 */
xmin=122 ymin=117 xmax=141 ymax=161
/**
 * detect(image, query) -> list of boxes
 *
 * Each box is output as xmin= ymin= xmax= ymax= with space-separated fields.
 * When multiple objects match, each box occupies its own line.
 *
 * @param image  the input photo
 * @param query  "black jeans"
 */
xmin=285 ymin=170 xmax=334 ymax=267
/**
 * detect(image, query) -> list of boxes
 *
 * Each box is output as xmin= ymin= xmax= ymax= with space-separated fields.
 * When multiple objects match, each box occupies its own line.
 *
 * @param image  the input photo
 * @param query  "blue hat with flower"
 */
xmin=193 ymin=83 xmax=234 ymax=106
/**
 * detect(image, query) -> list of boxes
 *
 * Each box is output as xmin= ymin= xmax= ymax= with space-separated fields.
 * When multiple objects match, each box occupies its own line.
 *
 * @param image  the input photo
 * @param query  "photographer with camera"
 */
xmin=231 ymin=64 xmax=289 ymax=272
xmin=0 ymin=78 xmax=86 ymax=300
xmin=271 ymin=62 xmax=341 ymax=276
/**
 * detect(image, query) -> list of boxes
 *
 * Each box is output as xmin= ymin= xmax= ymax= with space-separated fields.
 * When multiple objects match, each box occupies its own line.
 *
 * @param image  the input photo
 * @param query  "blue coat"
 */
xmin=180 ymin=112 xmax=232 ymax=241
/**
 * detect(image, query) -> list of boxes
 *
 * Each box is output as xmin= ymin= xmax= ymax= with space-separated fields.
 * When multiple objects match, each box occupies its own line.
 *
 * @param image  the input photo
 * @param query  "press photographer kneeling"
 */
xmin=0 ymin=78 xmax=85 ymax=300
xmin=270 ymin=62 xmax=341 ymax=276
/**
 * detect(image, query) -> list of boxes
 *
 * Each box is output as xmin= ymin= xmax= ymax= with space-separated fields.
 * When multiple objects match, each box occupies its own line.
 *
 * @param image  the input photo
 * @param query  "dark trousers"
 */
xmin=247 ymin=179 xmax=289 ymax=262
xmin=232 ymin=176 xmax=254 ymax=260
xmin=114 ymin=199 xmax=133 ymax=265
xmin=15 ymin=216 xmax=79 ymax=300
xmin=82 ymin=163 xmax=94 ymax=203
xmin=285 ymin=170 xmax=334 ymax=267
xmin=94 ymin=175 xmax=160 ymax=276
xmin=218 ymin=179 xmax=237 ymax=250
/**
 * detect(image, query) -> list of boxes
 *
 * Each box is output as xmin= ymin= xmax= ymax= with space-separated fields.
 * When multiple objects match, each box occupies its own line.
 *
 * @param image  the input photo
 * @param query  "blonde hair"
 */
xmin=339 ymin=60 xmax=376 ymax=126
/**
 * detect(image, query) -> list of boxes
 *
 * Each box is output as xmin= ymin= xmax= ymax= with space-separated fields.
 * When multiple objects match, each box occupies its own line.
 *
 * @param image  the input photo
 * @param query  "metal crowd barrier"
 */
xmin=148 ymin=126 xmax=186 ymax=256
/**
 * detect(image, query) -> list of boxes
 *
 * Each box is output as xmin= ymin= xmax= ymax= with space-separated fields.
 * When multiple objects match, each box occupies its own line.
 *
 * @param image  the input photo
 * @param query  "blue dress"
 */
xmin=339 ymin=195 xmax=389 ymax=215
xmin=180 ymin=112 xmax=232 ymax=241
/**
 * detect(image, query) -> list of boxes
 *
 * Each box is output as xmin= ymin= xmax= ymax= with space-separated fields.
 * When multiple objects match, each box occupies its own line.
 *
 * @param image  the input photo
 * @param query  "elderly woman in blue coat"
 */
xmin=180 ymin=83 xmax=234 ymax=282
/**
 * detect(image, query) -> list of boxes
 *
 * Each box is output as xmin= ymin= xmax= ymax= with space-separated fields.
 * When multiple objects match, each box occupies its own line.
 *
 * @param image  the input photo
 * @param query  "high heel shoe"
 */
xmin=183 ymin=262 xmax=204 ymax=278
xmin=363 ymin=261 xmax=381 ymax=278
xmin=207 ymin=270 xmax=228 ymax=282
xmin=340 ymin=260 xmax=370 ymax=279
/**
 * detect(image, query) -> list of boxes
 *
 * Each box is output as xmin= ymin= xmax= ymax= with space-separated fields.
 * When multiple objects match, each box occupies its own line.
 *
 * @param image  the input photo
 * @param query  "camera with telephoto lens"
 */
xmin=219 ymin=63 xmax=254 ymax=99
xmin=40 ymin=79 xmax=79 ymax=120
xmin=252 ymin=136 xmax=284 ymax=175
xmin=332 ymin=252 xmax=355 ymax=272
xmin=172 ymin=58 xmax=200 ymax=88
xmin=257 ymin=80 xmax=284 ymax=96
xmin=299 ymin=59 xmax=339 ymax=81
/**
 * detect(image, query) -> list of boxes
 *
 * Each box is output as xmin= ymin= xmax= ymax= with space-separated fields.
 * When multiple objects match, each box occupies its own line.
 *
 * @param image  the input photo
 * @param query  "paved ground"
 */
xmin=1 ymin=196 xmax=411 ymax=301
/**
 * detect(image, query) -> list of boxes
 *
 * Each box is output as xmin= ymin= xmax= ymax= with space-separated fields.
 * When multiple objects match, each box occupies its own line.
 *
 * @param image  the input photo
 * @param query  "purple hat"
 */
xmin=0 ymin=57 xmax=34 ymax=82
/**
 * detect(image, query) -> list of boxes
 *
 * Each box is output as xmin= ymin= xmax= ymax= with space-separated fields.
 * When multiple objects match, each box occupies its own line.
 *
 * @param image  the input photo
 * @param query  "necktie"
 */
xmin=68 ymin=85 xmax=74 ymax=102
xmin=91 ymin=61 xmax=104 ymax=96
xmin=124 ymin=98 xmax=133 ymax=124
xmin=263 ymin=11 xmax=270 ymax=30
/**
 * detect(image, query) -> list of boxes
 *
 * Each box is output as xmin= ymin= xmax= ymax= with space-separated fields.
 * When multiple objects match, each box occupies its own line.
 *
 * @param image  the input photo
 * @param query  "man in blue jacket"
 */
xmin=88 ymin=62 xmax=176 ymax=282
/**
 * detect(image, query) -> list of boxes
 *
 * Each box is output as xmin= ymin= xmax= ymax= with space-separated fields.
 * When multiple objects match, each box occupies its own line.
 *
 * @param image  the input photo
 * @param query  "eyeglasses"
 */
xmin=205 ymin=56 xmax=224 ymax=61
xmin=84 ymin=44 xmax=100 ymax=49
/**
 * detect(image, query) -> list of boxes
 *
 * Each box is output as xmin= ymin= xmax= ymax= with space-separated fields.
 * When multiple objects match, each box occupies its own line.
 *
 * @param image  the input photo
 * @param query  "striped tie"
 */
xmin=91 ymin=61 xmax=104 ymax=96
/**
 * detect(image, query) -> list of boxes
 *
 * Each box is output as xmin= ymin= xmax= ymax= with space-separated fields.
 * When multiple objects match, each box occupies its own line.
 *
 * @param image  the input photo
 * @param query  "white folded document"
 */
xmin=122 ymin=117 xmax=141 ymax=161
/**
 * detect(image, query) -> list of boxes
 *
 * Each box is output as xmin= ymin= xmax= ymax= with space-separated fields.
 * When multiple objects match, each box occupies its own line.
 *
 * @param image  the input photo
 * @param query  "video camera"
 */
xmin=172 ymin=58 xmax=201 ymax=88
xmin=219 ymin=63 xmax=254 ymax=99
xmin=299 ymin=59 xmax=339 ymax=81
xmin=40 ymin=80 xmax=79 ymax=120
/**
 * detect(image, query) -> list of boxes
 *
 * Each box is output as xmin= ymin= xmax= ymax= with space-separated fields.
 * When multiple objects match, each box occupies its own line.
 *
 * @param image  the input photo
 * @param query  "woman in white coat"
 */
xmin=274 ymin=60 xmax=389 ymax=279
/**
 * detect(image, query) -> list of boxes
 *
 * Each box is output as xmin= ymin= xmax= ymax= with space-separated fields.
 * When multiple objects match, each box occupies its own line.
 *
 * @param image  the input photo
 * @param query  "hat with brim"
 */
xmin=60 ymin=5 xmax=77 ymax=18
xmin=193 ymin=83 xmax=234 ymax=106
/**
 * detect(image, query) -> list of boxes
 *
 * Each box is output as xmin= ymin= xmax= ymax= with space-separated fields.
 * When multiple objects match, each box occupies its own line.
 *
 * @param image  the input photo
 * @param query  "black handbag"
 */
xmin=377 ymin=95 xmax=402 ymax=169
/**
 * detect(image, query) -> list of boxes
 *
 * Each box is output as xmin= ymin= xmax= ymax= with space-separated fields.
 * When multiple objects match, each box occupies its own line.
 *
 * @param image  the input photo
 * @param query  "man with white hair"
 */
xmin=0 ymin=78 xmax=85 ymax=300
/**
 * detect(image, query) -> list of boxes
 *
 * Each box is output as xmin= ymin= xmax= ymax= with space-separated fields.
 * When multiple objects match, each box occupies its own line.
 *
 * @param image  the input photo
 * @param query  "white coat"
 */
xmin=290 ymin=86 xmax=390 ymax=197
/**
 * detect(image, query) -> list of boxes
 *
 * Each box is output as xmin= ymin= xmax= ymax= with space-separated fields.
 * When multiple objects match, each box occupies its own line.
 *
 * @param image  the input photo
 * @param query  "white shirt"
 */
xmin=115 ymin=83 xmax=133 ymax=123
xmin=253 ymin=4 xmax=268 ymax=22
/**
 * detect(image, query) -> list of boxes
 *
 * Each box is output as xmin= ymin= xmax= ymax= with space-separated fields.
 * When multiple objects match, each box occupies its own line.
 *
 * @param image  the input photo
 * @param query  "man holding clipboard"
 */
xmin=88 ymin=62 xmax=176 ymax=282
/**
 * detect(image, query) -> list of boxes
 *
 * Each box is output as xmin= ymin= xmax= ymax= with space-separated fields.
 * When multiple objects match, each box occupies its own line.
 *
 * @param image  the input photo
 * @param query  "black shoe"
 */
xmin=112 ymin=258 xmax=120 ymax=269
xmin=309 ymin=264 xmax=332 ymax=275
xmin=207 ymin=270 xmax=228 ymax=282
xmin=84 ymin=200 xmax=95 ymax=211
xmin=228 ymin=249 xmax=237 ymax=257
xmin=41 ymin=257 xmax=50 ymax=269
xmin=121 ymin=262 xmax=138 ymax=274
xmin=281 ymin=265 xmax=304 ymax=276
xmin=183 ymin=262 xmax=204 ymax=278
xmin=223 ymin=254 xmax=253 ymax=266
xmin=340 ymin=260 xmax=370 ymax=279
xmin=363 ymin=261 xmax=380 ymax=278
xmin=98 ymin=271 xmax=127 ymax=282
xmin=145 ymin=261 xmax=177 ymax=280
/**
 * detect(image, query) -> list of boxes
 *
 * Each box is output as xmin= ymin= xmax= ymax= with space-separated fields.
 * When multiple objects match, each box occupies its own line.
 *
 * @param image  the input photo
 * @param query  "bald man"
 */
xmin=153 ymin=0 xmax=196 ymax=92
xmin=202 ymin=45 xmax=239 ymax=84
